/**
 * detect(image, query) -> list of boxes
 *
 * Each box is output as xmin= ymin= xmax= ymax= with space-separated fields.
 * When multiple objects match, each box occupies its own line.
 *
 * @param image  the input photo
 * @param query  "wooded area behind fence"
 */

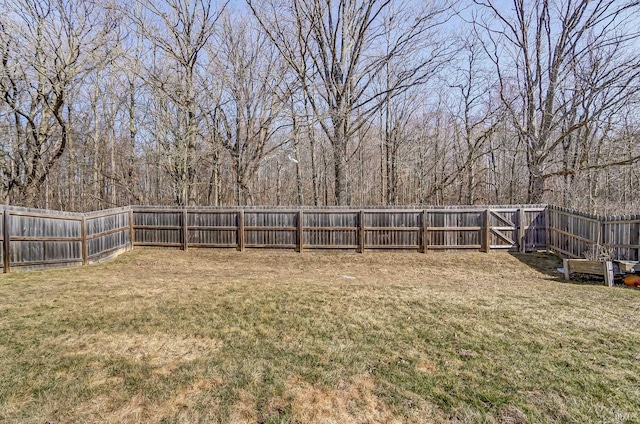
xmin=0 ymin=204 xmax=637 ymax=273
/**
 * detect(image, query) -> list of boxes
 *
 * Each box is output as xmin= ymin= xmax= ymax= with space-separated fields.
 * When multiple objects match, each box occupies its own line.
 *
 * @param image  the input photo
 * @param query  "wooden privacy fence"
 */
xmin=0 ymin=206 xmax=132 ymax=273
xmin=1 ymin=203 xmax=638 ymax=273
xmin=546 ymin=205 xmax=640 ymax=261
xmin=131 ymin=205 xmax=547 ymax=253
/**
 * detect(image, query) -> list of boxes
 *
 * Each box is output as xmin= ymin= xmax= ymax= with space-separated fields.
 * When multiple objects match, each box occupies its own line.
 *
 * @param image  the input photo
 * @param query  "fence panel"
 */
xmin=547 ymin=206 xmax=601 ymax=258
xmin=602 ymin=216 xmax=640 ymax=261
xmin=365 ymin=210 xmax=421 ymax=249
xmin=244 ymin=210 xmax=297 ymax=248
xmin=187 ymin=210 xmax=239 ymax=247
xmin=85 ymin=207 xmax=132 ymax=262
xmin=524 ymin=208 xmax=547 ymax=250
xmin=424 ymin=209 xmax=483 ymax=249
xmin=133 ymin=208 xmax=183 ymax=247
xmin=303 ymin=210 xmax=358 ymax=248
xmin=3 ymin=203 xmax=638 ymax=273
xmin=4 ymin=207 xmax=84 ymax=271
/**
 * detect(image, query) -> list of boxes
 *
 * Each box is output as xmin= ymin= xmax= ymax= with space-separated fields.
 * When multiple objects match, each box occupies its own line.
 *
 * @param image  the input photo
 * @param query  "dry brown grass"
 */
xmin=0 ymin=248 xmax=639 ymax=423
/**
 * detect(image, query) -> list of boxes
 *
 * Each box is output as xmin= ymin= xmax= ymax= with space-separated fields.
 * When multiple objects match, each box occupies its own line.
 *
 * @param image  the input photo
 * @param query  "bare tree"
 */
xmin=0 ymin=0 xmax=116 ymax=206
xmin=129 ymin=0 xmax=226 ymax=205
xmin=474 ymin=0 xmax=640 ymax=203
xmin=204 ymin=12 xmax=291 ymax=206
xmin=248 ymin=0 xmax=453 ymax=205
xmin=447 ymin=37 xmax=503 ymax=204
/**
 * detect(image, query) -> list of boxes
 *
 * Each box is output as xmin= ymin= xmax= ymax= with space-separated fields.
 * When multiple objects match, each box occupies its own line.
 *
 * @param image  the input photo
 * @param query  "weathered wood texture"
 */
xmin=84 ymin=207 xmax=133 ymax=263
xmin=547 ymin=205 xmax=640 ymax=260
xmin=2 ymin=206 xmax=83 ymax=271
xmin=131 ymin=205 xmax=547 ymax=252
xmin=4 ymin=203 xmax=636 ymax=274
xmin=1 ymin=206 xmax=132 ymax=272
xmin=563 ymin=259 xmax=615 ymax=287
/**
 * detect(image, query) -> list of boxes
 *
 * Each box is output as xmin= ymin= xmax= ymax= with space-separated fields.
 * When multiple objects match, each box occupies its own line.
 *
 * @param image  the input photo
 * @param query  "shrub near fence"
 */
xmin=0 ymin=203 xmax=638 ymax=273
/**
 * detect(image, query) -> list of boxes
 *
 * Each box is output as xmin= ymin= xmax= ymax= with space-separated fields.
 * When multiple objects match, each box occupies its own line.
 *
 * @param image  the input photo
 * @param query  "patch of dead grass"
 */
xmin=48 ymin=332 xmax=220 ymax=373
xmin=287 ymin=374 xmax=415 ymax=424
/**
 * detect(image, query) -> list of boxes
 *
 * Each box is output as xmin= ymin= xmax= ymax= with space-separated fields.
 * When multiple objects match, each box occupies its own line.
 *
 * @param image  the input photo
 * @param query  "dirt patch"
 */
xmin=416 ymin=360 xmax=437 ymax=374
xmin=228 ymin=390 xmax=258 ymax=423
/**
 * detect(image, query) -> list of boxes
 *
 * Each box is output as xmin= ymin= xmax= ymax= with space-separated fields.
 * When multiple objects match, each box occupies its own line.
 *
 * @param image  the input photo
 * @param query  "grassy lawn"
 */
xmin=0 ymin=249 xmax=639 ymax=423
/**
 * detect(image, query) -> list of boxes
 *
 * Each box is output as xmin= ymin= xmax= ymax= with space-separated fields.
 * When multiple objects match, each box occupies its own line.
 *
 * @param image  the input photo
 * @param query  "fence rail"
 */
xmin=0 ymin=206 xmax=132 ymax=272
xmin=0 ymin=203 xmax=637 ymax=273
xmin=546 ymin=205 xmax=640 ymax=261
xmin=131 ymin=205 xmax=547 ymax=254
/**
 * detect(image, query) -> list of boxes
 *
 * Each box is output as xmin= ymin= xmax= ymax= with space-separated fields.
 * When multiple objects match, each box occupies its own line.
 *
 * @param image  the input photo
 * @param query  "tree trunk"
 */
xmin=128 ymin=80 xmax=137 ymax=205
xmin=466 ymin=165 xmax=474 ymax=205
xmin=305 ymin=109 xmax=319 ymax=206
xmin=207 ymin=149 xmax=221 ymax=206
xmin=527 ymin=162 xmax=545 ymax=204
xmin=276 ymin=160 xmax=282 ymax=206
xmin=294 ymin=143 xmax=303 ymax=206
xmin=333 ymin=121 xmax=349 ymax=205
xmin=67 ymin=105 xmax=75 ymax=211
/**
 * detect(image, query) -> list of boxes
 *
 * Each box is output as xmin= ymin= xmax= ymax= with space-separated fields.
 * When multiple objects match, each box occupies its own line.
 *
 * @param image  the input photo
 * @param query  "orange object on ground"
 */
xmin=623 ymin=275 xmax=640 ymax=287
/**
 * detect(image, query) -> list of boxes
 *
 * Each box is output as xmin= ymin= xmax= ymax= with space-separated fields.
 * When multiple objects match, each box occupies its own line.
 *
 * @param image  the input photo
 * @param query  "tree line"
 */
xmin=1 ymin=0 xmax=638 ymax=213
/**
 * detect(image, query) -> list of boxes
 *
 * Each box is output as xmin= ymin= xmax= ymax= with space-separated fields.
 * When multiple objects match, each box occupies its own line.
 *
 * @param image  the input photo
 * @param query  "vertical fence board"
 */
xmin=422 ymin=210 xmax=428 ymax=253
xmin=359 ymin=210 xmax=365 ymax=253
xmin=81 ymin=216 xmax=88 ymax=265
xmin=298 ymin=211 xmax=304 ymax=253
xmin=238 ymin=210 xmax=245 ymax=252
xmin=518 ymin=209 xmax=526 ymax=253
xmin=3 ymin=210 xmax=10 ymax=273
xmin=129 ymin=209 xmax=135 ymax=248
xmin=183 ymin=209 xmax=188 ymax=251
xmin=2 ymin=204 xmax=639 ymax=273
xmin=483 ymin=209 xmax=491 ymax=253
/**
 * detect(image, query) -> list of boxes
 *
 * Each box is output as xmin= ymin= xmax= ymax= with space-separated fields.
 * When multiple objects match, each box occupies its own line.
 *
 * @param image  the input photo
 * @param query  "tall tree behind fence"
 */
xmin=0 ymin=204 xmax=638 ymax=274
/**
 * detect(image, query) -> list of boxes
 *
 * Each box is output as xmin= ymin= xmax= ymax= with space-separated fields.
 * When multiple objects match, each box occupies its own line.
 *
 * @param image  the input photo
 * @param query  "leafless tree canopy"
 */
xmin=0 ymin=0 xmax=638 ymax=212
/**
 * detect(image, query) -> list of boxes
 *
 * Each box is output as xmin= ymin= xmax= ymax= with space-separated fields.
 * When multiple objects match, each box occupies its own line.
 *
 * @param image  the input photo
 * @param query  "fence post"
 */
xmin=182 ymin=208 xmax=188 ymax=251
xmin=422 ymin=209 xmax=428 ymax=253
xmin=3 ymin=209 xmax=10 ymax=273
xmin=297 ymin=210 xmax=304 ymax=253
xmin=81 ymin=216 xmax=88 ymax=265
xmin=603 ymin=261 xmax=614 ymax=287
xmin=483 ymin=209 xmax=491 ymax=253
xmin=563 ymin=258 xmax=570 ymax=280
xmin=518 ymin=208 xmax=526 ymax=253
xmin=128 ymin=208 xmax=135 ymax=250
xmin=358 ymin=210 xmax=365 ymax=253
xmin=237 ymin=210 xmax=245 ymax=252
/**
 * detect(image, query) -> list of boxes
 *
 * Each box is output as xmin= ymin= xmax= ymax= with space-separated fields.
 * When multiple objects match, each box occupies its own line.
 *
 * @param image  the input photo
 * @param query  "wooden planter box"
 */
xmin=563 ymin=259 xmax=614 ymax=286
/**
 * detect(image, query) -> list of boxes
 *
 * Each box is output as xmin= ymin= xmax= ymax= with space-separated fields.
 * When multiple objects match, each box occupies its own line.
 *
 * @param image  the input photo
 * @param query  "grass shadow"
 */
xmin=509 ymin=251 xmax=625 ymax=287
xmin=508 ymin=251 xmax=563 ymax=279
